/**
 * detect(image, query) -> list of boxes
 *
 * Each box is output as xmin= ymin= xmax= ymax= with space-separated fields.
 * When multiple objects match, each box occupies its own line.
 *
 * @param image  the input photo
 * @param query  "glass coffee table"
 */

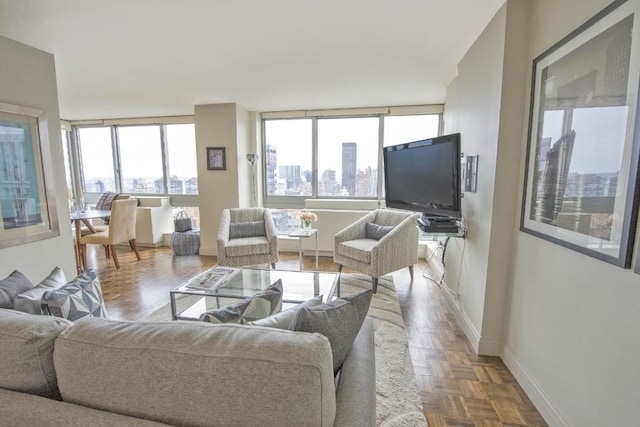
xmin=170 ymin=267 xmax=340 ymax=321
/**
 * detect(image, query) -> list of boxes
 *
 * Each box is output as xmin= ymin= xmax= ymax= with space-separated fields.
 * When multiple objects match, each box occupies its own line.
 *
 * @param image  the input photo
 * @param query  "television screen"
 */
xmin=383 ymin=133 xmax=461 ymax=219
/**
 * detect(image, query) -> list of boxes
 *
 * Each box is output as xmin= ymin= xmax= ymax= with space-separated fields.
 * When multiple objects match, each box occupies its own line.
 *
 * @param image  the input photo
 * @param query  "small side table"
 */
xmin=288 ymin=228 xmax=318 ymax=271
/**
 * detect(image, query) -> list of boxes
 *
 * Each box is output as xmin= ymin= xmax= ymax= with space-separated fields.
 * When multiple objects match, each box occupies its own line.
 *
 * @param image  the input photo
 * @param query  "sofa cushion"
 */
xmin=0 ymin=308 xmax=72 ymax=399
xmin=290 ymin=289 xmax=373 ymax=375
xmin=0 ymin=270 xmax=34 ymax=309
xmin=336 ymin=239 xmax=376 ymax=264
xmin=41 ymin=270 xmax=108 ymax=321
xmin=14 ymin=266 xmax=67 ymax=315
xmin=365 ymin=222 xmax=394 ymax=240
xmin=225 ymin=236 xmax=271 ymax=257
xmin=249 ymin=295 xmax=323 ymax=329
xmin=0 ymin=388 xmax=170 ymax=426
xmin=199 ymin=279 xmax=283 ymax=324
xmin=229 ymin=220 xmax=266 ymax=239
xmin=54 ymin=318 xmax=336 ymax=426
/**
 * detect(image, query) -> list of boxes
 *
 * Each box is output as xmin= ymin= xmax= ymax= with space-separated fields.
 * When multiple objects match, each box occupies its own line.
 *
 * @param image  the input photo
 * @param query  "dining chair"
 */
xmin=79 ymin=199 xmax=141 ymax=269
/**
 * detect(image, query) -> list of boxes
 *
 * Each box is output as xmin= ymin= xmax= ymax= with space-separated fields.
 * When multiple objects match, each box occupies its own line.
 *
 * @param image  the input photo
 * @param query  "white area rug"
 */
xmin=146 ymin=273 xmax=427 ymax=426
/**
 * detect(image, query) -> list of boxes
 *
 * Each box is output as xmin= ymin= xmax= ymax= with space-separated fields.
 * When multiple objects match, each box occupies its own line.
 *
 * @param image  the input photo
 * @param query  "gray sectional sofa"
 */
xmin=0 ymin=308 xmax=375 ymax=426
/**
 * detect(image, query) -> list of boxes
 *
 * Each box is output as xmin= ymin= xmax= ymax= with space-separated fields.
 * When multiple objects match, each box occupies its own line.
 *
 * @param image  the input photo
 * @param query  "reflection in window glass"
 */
xmin=78 ymin=127 xmax=116 ymax=192
xmin=384 ymin=115 xmax=440 ymax=147
xmin=166 ymin=124 xmax=198 ymax=195
xmin=317 ymin=117 xmax=378 ymax=197
xmin=119 ymin=125 xmax=163 ymax=194
xmin=264 ymin=119 xmax=312 ymax=196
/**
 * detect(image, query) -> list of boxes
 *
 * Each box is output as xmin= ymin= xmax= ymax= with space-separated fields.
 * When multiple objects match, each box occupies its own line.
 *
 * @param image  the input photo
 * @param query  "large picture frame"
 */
xmin=206 ymin=147 xmax=226 ymax=171
xmin=521 ymin=0 xmax=640 ymax=268
xmin=0 ymin=102 xmax=59 ymax=248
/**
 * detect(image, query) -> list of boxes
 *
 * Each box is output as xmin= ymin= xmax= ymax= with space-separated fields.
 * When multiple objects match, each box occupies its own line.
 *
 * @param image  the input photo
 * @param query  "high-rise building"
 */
xmin=342 ymin=142 xmax=357 ymax=196
xmin=279 ymin=165 xmax=301 ymax=191
xmin=265 ymin=144 xmax=277 ymax=194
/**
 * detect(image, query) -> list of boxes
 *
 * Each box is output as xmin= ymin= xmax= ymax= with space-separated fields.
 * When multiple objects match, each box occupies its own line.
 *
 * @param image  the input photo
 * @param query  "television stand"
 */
xmin=417 ymin=216 xmax=461 ymax=234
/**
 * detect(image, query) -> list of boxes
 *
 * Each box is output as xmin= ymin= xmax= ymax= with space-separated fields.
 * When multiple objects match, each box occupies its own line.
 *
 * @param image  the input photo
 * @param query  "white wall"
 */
xmin=446 ymin=0 xmax=640 ymax=425
xmin=504 ymin=0 xmax=640 ymax=426
xmin=194 ymin=103 xmax=252 ymax=256
xmin=0 ymin=36 xmax=77 ymax=282
xmin=442 ymin=4 xmax=508 ymax=352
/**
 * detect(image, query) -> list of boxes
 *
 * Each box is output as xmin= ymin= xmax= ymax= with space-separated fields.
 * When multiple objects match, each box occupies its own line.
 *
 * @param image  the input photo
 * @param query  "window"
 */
xmin=383 ymin=115 xmax=440 ymax=147
xmin=73 ymin=122 xmax=198 ymax=201
xmin=166 ymin=124 xmax=198 ymax=195
xmin=118 ymin=125 xmax=164 ymax=194
xmin=317 ymin=117 xmax=379 ymax=197
xmin=262 ymin=110 xmax=442 ymax=208
xmin=60 ymin=129 xmax=73 ymax=190
xmin=264 ymin=119 xmax=312 ymax=197
xmin=77 ymin=127 xmax=116 ymax=193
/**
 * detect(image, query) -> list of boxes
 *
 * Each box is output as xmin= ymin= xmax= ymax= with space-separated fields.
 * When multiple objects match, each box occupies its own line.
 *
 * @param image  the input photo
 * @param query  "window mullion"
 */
xmin=112 ymin=126 xmax=122 ymax=193
xmin=312 ymin=117 xmax=318 ymax=198
xmin=160 ymin=125 xmax=169 ymax=195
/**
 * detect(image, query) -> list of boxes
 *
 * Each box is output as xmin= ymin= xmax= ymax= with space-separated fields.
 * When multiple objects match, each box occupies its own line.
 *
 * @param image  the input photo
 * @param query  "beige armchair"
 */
xmin=217 ymin=208 xmax=279 ymax=268
xmin=334 ymin=209 xmax=419 ymax=293
xmin=79 ymin=199 xmax=141 ymax=269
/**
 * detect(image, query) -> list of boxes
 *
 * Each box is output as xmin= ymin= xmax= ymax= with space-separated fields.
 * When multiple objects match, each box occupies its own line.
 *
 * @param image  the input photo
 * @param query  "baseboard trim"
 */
xmin=440 ymin=284 xmax=481 ymax=353
xmin=502 ymin=345 xmax=569 ymax=427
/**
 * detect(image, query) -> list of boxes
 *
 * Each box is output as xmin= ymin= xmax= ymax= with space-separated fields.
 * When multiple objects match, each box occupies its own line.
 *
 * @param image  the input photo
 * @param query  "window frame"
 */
xmin=71 ymin=120 xmax=198 ymax=206
xmin=261 ymin=108 xmax=443 ymax=209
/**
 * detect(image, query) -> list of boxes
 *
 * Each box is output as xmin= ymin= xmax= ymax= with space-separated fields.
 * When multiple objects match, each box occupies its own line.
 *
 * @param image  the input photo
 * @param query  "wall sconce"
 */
xmin=246 ymin=153 xmax=259 ymax=165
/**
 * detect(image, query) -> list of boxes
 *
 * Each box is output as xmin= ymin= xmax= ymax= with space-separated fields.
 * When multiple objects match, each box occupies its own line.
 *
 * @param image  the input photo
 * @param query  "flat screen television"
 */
xmin=383 ymin=133 xmax=462 ymax=219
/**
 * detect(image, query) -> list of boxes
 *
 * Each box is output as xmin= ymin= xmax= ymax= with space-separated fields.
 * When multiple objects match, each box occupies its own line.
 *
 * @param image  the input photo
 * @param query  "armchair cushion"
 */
xmin=365 ymin=222 xmax=394 ymax=240
xmin=225 ymin=237 xmax=271 ymax=257
xmin=336 ymin=239 xmax=375 ymax=264
xmin=229 ymin=220 xmax=265 ymax=239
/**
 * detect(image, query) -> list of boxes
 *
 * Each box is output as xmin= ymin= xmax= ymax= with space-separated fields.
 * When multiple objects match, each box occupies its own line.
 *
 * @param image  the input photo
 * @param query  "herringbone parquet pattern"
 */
xmin=88 ymin=245 xmax=547 ymax=426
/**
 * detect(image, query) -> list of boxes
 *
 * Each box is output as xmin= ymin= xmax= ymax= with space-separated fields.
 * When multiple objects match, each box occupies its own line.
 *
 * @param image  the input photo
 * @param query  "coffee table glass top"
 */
xmin=170 ymin=267 xmax=340 ymax=320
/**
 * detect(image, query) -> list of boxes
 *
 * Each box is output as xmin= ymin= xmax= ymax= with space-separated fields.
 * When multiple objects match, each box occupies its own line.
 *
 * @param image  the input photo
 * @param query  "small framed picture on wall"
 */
xmin=207 ymin=147 xmax=226 ymax=170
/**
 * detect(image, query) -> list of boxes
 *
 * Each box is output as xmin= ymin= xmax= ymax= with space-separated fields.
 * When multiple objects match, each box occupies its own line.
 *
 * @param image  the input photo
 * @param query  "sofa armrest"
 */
xmin=334 ymin=317 xmax=376 ymax=427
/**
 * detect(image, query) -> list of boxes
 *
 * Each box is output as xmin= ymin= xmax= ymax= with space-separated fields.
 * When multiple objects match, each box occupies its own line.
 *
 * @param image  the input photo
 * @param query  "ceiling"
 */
xmin=0 ymin=0 xmax=504 ymax=120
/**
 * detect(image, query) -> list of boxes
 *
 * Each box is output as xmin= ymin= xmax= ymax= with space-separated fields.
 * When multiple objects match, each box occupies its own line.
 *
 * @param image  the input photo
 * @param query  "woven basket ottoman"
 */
xmin=171 ymin=229 xmax=200 ymax=255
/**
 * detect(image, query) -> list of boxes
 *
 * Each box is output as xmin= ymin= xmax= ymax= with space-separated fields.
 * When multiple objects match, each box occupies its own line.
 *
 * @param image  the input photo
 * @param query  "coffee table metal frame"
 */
xmin=170 ymin=267 xmax=340 ymax=321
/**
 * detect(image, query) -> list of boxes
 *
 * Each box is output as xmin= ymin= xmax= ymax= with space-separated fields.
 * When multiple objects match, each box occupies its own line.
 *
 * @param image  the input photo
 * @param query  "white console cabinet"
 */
xmin=135 ymin=197 xmax=174 ymax=247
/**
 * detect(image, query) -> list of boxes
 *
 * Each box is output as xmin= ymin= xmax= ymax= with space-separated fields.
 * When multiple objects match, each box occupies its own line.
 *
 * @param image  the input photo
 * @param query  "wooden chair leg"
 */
xmin=271 ymin=263 xmax=276 ymax=269
xmin=371 ymin=277 xmax=378 ymax=294
xmin=337 ymin=264 xmax=343 ymax=273
xmin=80 ymin=244 xmax=87 ymax=270
xmin=104 ymin=245 xmax=110 ymax=259
xmin=130 ymin=239 xmax=141 ymax=261
xmin=109 ymin=245 xmax=120 ymax=269
xmin=409 ymin=265 xmax=414 ymax=280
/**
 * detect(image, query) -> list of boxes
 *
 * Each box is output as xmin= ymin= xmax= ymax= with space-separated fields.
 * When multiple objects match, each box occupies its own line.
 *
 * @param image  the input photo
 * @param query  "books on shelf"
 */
xmin=185 ymin=267 xmax=237 ymax=291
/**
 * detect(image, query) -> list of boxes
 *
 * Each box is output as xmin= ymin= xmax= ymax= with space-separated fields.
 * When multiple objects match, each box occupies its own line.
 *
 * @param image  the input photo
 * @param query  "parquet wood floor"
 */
xmin=89 ymin=245 xmax=547 ymax=426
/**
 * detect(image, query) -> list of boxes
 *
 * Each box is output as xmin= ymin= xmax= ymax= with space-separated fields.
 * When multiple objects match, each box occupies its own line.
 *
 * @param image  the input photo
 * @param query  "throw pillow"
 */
xmin=0 ymin=270 xmax=34 ymax=309
xmin=290 ymin=289 xmax=373 ymax=375
xmin=248 ymin=295 xmax=323 ymax=329
xmin=199 ymin=279 xmax=283 ymax=324
xmin=365 ymin=222 xmax=395 ymax=240
xmin=41 ymin=270 xmax=108 ymax=321
xmin=14 ymin=267 xmax=68 ymax=315
xmin=229 ymin=220 xmax=266 ymax=239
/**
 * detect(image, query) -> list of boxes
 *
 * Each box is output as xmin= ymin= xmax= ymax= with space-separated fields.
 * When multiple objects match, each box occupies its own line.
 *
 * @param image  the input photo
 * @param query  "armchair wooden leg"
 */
xmin=109 ymin=245 xmax=120 ymax=269
xmin=104 ymin=245 xmax=110 ymax=259
xmin=271 ymin=263 xmax=276 ymax=269
xmin=371 ymin=277 xmax=378 ymax=294
xmin=130 ymin=239 xmax=141 ymax=261
xmin=409 ymin=265 xmax=414 ymax=281
xmin=337 ymin=264 xmax=343 ymax=273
